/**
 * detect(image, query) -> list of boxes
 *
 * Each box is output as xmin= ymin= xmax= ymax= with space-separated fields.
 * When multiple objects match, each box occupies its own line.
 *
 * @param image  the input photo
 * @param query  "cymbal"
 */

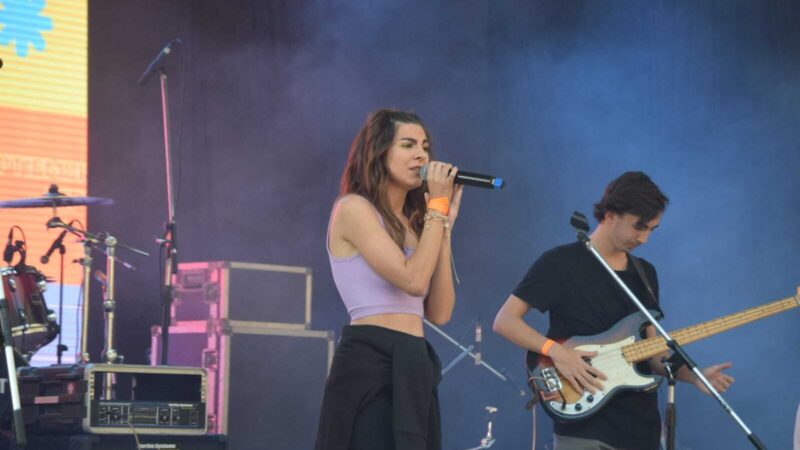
xmin=0 ymin=185 xmax=113 ymax=209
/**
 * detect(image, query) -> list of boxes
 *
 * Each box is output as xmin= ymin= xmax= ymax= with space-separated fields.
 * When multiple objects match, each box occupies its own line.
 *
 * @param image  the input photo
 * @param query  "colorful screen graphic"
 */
xmin=0 ymin=0 xmax=87 ymax=364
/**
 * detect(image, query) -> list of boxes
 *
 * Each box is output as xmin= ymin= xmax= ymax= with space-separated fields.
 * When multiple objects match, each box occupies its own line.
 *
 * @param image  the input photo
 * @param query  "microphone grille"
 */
xmin=419 ymin=163 xmax=429 ymax=181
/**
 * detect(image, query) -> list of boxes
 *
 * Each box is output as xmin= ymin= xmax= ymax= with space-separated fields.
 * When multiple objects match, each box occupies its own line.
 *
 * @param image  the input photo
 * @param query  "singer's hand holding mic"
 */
xmin=422 ymin=161 xmax=505 ymax=227
xmin=423 ymin=161 xmax=458 ymax=199
xmin=423 ymin=161 xmax=466 ymax=229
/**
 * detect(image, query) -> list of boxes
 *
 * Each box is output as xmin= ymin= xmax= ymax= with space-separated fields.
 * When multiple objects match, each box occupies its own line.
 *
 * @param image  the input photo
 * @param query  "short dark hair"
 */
xmin=593 ymin=171 xmax=669 ymax=224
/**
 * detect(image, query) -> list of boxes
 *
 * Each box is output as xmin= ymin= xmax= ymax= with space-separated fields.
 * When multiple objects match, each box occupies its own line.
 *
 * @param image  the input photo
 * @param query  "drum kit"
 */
xmin=0 ymin=185 xmax=155 ymax=444
xmin=0 ymin=184 xmax=147 ymax=368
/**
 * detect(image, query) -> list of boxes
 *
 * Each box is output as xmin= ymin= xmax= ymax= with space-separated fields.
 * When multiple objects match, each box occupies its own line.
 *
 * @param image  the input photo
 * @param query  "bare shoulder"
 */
xmin=330 ymin=194 xmax=392 ymax=258
xmin=334 ymin=194 xmax=380 ymax=225
xmin=336 ymin=193 xmax=372 ymax=210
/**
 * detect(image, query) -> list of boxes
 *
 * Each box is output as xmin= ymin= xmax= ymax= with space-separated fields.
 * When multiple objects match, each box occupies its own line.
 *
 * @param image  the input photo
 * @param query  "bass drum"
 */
xmin=0 ymin=265 xmax=59 ymax=358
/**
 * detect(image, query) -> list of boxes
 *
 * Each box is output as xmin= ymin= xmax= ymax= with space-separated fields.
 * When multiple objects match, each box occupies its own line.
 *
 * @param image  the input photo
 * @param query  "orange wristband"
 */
xmin=427 ymin=197 xmax=450 ymax=215
xmin=541 ymin=339 xmax=556 ymax=356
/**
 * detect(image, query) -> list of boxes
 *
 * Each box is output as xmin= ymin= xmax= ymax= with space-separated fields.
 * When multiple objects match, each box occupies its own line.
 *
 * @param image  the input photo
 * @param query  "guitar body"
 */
xmin=526 ymin=310 xmax=663 ymax=423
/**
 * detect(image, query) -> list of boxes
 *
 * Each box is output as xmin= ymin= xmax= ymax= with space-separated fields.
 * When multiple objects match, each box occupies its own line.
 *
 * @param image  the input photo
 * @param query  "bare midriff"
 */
xmin=351 ymin=313 xmax=424 ymax=337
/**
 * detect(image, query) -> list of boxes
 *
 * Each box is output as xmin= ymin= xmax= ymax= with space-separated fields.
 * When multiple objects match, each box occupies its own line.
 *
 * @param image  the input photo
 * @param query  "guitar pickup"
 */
xmin=541 ymin=367 xmax=563 ymax=393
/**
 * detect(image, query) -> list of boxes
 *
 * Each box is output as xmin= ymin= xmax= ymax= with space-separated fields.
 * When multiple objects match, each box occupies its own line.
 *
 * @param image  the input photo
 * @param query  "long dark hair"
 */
xmin=340 ymin=109 xmax=432 ymax=249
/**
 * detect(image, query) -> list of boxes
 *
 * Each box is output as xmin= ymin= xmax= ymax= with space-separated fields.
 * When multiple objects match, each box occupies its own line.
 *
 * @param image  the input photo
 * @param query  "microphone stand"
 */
xmin=662 ymin=352 xmax=685 ymax=450
xmin=424 ymin=319 xmax=528 ymax=398
xmin=569 ymin=212 xmax=766 ymax=450
xmin=464 ymin=406 xmax=498 ymax=450
xmin=56 ymin=239 xmax=66 ymax=364
xmin=42 ymin=231 xmax=68 ymax=364
xmin=139 ymin=43 xmax=180 ymax=366
xmin=157 ymin=66 xmax=179 ymax=366
xmin=45 ymin=220 xmax=148 ymax=372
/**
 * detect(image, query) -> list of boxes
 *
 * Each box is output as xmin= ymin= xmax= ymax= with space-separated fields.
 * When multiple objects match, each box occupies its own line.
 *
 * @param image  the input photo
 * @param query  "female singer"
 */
xmin=315 ymin=109 xmax=464 ymax=450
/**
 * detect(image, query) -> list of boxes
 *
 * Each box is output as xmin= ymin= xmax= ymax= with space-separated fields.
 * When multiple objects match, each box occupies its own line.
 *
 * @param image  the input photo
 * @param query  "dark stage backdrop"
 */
xmin=88 ymin=1 xmax=800 ymax=449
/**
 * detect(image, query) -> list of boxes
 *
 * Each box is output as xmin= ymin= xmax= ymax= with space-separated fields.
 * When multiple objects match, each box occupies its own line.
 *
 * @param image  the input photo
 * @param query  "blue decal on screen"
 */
xmin=0 ymin=0 xmax=53 ymax=57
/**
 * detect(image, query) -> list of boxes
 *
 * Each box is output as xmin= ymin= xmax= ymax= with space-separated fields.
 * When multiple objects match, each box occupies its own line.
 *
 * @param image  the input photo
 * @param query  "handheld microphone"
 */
xmin=41 ymin=230 xmax=68 ymax=264
xmin=420 ymin=164 xmax=505 ymax=189
xmin=137 ymin=38 xmax=181 ymax=85
xmin=474 ymin=321 xmax=483 ymax=365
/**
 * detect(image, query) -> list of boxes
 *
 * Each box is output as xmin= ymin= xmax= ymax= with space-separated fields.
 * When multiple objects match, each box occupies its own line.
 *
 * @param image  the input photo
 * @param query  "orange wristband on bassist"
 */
xmin=427 ymin=197 xmax=450 ymax=215
xmin=540 ymin=339 xmax=556 ymax=356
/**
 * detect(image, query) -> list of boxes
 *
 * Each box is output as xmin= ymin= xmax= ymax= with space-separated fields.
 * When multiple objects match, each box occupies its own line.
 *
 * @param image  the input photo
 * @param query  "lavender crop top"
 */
xmin=327 ymin=199 xmax=425 ymax=321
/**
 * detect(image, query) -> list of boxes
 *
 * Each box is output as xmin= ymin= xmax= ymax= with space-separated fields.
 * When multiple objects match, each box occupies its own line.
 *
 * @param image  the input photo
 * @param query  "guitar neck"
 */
xmin=623 ymin=295 xmax=799 ymax=363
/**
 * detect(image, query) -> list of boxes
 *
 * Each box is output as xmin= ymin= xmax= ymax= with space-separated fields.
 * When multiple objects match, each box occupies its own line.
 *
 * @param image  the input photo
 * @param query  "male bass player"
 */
xmin=493 ymin=171 xmax=735 ymax=450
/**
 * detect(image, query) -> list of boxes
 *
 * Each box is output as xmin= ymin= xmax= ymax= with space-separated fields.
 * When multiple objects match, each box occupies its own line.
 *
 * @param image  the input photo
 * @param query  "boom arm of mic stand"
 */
xmin=441 ymin=344 xmax=474 ymax=375
xmin=572 ymin=219 xmax=766 ymax=450
xmin=48 ymin=221 xmax=150 ymax=257
xmin=424 ymin=318 xmax=527 ymax=397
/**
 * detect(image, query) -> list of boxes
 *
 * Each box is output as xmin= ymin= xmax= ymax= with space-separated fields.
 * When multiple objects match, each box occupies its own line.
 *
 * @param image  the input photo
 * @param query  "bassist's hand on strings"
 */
xmin=549 ymin=344 xmax=607 ymax=395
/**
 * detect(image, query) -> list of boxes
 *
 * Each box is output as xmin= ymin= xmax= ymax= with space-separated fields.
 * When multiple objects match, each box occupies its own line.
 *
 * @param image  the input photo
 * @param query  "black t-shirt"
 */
xmin=513 ymin=242 xmax=664 ymax=450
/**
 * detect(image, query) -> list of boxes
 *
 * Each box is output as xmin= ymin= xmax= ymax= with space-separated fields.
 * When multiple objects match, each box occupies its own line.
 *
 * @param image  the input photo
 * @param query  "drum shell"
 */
xmin=0 ymin=266 xmax=59 ymax=356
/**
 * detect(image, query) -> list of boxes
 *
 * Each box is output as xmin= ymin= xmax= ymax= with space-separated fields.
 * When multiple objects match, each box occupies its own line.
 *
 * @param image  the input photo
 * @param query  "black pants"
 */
xmin=351 ymin=389 xmax=394 ymax=450
xmin=315 ymin=325 xmax=442 ymax=450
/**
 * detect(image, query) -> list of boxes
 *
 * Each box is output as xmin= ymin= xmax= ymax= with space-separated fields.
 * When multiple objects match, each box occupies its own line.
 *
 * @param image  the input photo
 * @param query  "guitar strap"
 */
xmin=627 ymin=253 xmax=663 ymax=319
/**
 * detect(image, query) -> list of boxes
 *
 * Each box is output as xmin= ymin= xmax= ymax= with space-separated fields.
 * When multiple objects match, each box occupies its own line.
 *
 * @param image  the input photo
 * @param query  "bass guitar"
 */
xmin=526 ymin=290 xmax=799 ymax=423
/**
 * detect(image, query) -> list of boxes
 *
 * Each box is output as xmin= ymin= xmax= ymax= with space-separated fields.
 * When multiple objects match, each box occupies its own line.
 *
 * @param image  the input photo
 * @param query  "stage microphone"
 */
xmin=137 ymin=38 xmax=181 ymax=86
xmin=46 ymin=217 xmax=67 ymax=229
xmin=41 ymin=230 xmax=68 ymax=264
xmin=3 ymin=228 xmax=14 ymax=264
xmin=420 ymin=164 xmax=505 ymax=189
xmin=14 ymin=240 xmax=26 ymax=267
xmin=474 ymin=321 xmax=482 ymax=365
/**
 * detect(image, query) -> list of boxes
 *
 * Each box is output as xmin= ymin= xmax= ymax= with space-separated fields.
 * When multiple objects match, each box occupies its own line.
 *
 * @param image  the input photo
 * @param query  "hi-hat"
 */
xmin=0 ymin=184 xmax=113 ymax=209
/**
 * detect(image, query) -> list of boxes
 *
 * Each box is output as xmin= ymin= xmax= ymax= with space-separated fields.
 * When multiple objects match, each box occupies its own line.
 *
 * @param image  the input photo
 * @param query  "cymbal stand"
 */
xmin=44 ymin=219 xmax=149 ymax=398
xmin=78 ymin=240 xmax=92 ymax=363
xmin=102 ymin=234 xmax=118 ymax=400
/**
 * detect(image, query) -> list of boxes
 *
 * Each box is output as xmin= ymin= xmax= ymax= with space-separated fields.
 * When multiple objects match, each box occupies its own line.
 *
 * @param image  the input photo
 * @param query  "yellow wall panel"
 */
xmin=0 ymin=0 xmax=88 ymax=285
